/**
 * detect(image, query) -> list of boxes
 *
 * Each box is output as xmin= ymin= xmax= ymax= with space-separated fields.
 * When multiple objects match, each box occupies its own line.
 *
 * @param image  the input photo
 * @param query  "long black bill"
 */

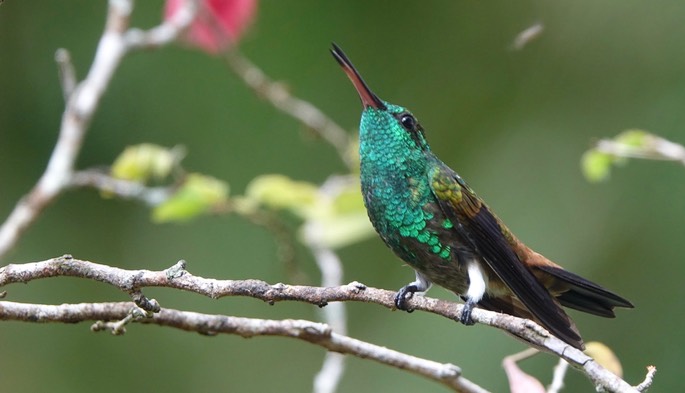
xmin=330 ymin=43 xmax=386 ymax=110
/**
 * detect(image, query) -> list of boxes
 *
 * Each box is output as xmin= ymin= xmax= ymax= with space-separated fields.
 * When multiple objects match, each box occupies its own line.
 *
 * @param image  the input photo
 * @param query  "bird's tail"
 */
xmin=535 ymin=265 xmax=634 ymax=318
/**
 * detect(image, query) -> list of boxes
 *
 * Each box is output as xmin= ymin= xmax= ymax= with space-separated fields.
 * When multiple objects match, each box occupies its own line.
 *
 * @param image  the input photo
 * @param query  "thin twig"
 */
xmin=0 ymin=256 xmax=645 ymax=393
xmin=634 ymin=366 xmax=656 ymax=392
xmin=55 ymin=48 xmax=77 ymax=101
xmin=224 ymin=51 xmax=354 ymax=169
xmin=503 ymin=347 xmax=539 ymax=363
xmin=595 ymin=135 xmax=685 ymax=166
xmin=70 ymin=169 xmax=172 ymax=206
xmin=511 ymin=22 xmax=544 ymax=51
xmin=124 ymin=0 xmax=198 ymax=49
xmin=548 ymin=358 xmax=569 ymax=393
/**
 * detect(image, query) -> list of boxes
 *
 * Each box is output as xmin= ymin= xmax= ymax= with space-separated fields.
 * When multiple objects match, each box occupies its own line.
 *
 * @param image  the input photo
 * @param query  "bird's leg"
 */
xmin=394 ymin=271 xmax=432 ymax=312
xmin=459 ymin=261 xmax=488 ymax=325
xmin=459 ymin=298 xmax=478 ymax=325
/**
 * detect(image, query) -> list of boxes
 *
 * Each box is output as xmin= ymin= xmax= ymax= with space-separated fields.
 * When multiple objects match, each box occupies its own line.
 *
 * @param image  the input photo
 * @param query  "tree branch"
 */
xmin=224 ymin=51 xmax=354 ymax=169
xmin=124 ymin=0 xmax=198 ymax=49
xmin=596 ymin=134 xmax=685 ymax=166
xmin=0 ymin=300 xmax=485 ymax=393
xmin=0 ymin=256 xmax=648 ymax=392
xmin=0 ymin=0 xmax=198 ymax=260
xmin=0 ymin=0 xmax=129 ymax=258
xmin=55 ymin=48 xmax=77 ymax=102
xmin=69 ymin=169 xmax=172 ymax=206
xmin=634 ymin=366 xmax=656 ymax=392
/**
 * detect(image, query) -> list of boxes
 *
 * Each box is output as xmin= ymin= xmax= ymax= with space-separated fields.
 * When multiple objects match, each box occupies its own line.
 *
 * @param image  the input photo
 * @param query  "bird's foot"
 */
xmin=394 ymin=284 xmax=419 ymax=313
xmin=459 ymin=299 xmax=477 ymax=326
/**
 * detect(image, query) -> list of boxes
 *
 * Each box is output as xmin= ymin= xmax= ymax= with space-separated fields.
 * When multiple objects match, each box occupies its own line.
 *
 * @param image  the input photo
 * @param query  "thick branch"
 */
xmin=0 ymin=256 xmax=643 ymax=392
xmin=0 ymin=300 xmax=484 ymax=393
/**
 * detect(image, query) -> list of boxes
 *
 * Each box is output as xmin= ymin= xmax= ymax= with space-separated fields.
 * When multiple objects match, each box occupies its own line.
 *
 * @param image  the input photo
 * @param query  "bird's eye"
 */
xmin=400 ymin=114 xmax=417 ymax=130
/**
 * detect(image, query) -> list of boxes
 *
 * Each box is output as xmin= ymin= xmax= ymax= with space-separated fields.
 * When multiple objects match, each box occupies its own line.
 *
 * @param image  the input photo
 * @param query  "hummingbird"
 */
xmin=331 ymin=44 xmax=633 ymax=350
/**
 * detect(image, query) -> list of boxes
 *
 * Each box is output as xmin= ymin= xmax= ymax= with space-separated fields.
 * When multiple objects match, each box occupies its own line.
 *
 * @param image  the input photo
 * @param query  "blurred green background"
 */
xmin=1 ymin=1 xmax=684 ymax=392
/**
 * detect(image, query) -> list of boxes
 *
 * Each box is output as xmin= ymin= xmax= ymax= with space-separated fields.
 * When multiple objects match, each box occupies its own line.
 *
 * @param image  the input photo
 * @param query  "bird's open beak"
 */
xmin=331 ymin=43 xmax=386 ymax=110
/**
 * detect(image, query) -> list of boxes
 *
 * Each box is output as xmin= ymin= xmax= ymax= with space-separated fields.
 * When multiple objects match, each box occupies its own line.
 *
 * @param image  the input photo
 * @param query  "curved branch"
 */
xmin=0 ymin=256 xmax=645 ymax=392
xmin=0 ymin=300 xmax=484 ymax=392
xmin=0 ymin=0 xmax=130 ymax=259
xmin=0 ymin=0 xmax=198 ymax=260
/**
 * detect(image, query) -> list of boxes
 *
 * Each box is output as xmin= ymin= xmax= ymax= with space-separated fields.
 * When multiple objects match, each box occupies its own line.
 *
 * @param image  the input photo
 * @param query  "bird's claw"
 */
xmin=394 ymin=284 xmax=418 ymax=312
xmin=459 ymin=300 xmax=476 ymax=325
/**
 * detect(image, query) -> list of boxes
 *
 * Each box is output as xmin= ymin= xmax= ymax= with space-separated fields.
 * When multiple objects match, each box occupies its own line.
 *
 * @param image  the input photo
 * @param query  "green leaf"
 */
xmin=615 ymin=129 xmax=650 ymax=147
xmin=245 ymin=174 xmax=375 ymax=248
xmin=245 ymin=174 xmax=318 ymax=215
xmin=300 ymin=213 xmax=375 ymax=249
xmin=581 ymin=150 xmax=614 ymax=182
xmin=301 ymin=178 xmax=375 ymax=249
xmin=111 ymin=144 xmax=180 ymax=183
xmin=152 ymin=173 xmax=229 ymax=223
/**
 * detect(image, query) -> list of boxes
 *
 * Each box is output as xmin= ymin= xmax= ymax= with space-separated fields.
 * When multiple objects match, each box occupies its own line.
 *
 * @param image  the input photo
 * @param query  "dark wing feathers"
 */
xmin=535 ymin=265 xmax=634 ymax=317
xmin=429 ymin=161 xmax=584 ymax=349
xmin=458 ymin=202 xmax=583 ymax=348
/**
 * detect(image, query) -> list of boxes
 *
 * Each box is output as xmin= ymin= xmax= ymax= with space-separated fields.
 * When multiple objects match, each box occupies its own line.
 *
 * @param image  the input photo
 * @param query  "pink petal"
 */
xmin=502 ymin=358 xmax=546 ymax=393
xmin=164 ymin=0 xmax=258 ymax=53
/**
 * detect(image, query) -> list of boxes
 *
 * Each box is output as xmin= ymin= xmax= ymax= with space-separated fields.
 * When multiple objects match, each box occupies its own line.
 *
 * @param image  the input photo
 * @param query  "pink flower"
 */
xmin=165 ymin=0 xmax=258 ymax=53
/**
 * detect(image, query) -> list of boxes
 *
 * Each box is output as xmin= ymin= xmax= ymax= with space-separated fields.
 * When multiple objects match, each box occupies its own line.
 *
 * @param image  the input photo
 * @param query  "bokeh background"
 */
xmin=1 ymin=1 xmax=684 ymax=392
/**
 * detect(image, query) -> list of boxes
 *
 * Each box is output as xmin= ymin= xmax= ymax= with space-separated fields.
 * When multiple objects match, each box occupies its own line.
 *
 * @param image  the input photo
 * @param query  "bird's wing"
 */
xmin=427 ymin=159 xmax=583 ymax=349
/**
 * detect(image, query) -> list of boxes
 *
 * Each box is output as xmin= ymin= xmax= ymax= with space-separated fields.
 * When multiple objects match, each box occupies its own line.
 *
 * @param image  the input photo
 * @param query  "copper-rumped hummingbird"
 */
xmin=331 ymin=44 xmax=633 ymax=349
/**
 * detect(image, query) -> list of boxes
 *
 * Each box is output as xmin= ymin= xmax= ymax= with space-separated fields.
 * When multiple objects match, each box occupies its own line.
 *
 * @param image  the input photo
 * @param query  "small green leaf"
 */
xmin=615 ymin=129 xmax=650 ymax=147
xmin=245 ymin=174 xmax=318 ymax=213
xmin=300 ymin=213 xmax=375 ymax=249
xmin=301 ymin=178 xmax=375 ymax=249
xmin=245 ymin=174 xmax=375 ymax=248
xmin=111 ymin=144 xmax=180 ymax=183
xmin=581 ymin=150 xmax=614 ymax=182
xmin=152 ymin=173 xmax=228 ymax=223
